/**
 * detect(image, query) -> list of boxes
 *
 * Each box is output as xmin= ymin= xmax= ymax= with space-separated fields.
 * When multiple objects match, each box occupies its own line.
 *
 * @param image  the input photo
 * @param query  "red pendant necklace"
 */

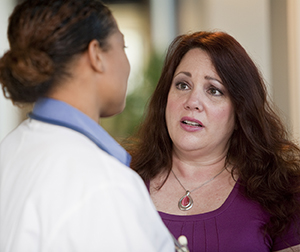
xmin=171 ymin=168 xmax=226 ymax=211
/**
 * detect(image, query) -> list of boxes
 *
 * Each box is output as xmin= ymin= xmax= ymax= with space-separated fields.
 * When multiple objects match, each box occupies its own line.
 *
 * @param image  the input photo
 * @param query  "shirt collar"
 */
xmin=29 ymin=97 xmax=131 ymax=167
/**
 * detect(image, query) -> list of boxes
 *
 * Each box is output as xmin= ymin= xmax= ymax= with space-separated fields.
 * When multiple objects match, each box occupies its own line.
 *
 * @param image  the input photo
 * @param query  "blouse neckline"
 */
xmin=157 ymin=180 xmax=240 ymax=221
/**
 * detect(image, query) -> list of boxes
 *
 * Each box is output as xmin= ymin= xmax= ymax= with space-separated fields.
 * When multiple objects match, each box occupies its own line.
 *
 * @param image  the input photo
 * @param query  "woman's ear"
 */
xmin=87 ymin=39 xmax=105 ymax=73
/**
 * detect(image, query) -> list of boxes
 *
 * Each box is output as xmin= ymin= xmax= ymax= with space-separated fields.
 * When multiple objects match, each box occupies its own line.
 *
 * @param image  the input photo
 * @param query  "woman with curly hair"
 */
xmin=128 ymin=31 xmax=300 ymax=251
xmin=0 ymin=0 xmax=174 ymax=251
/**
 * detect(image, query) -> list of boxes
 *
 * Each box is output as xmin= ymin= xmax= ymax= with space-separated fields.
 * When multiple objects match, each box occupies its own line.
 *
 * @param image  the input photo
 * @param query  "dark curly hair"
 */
xmin=128 ymin=31 xmax=300 ymax=239
xmin=0 ymin=0 xmax=116 ymax=104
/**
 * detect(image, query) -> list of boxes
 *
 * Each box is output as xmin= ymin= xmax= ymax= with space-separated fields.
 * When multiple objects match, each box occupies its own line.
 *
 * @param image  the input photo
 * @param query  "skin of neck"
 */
xmin=171 ymin=147 xmax=229 ymax=182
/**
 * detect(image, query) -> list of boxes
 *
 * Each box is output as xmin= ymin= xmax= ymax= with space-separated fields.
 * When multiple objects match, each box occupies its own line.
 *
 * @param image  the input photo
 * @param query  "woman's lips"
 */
xmin=180 ymin=116 xmax=204 ymax=132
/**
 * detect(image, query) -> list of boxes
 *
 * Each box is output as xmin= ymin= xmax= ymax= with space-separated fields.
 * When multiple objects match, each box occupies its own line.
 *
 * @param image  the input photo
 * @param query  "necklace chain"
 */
xmin=171 ymin=167 xmax=226 ymax=194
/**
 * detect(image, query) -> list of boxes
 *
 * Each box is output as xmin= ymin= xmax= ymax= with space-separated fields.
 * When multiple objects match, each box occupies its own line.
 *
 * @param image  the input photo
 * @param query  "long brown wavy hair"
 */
xmin=0 ymin=0 xmax=116 ymax=104
xmin=128 ymin=31 xmax=300 ymax=239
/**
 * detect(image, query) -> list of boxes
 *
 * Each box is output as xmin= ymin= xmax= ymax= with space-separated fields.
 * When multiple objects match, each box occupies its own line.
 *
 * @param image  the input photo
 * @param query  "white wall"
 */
xmin=0 ymin=0 xmax=21 ymax=142
xmin=287 ymin=0 xmax=300 ymax=140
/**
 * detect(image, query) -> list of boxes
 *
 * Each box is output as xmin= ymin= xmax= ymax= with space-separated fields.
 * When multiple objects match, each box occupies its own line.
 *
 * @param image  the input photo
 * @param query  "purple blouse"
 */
xmin=149 ymin=182 xmax=300 ymax=252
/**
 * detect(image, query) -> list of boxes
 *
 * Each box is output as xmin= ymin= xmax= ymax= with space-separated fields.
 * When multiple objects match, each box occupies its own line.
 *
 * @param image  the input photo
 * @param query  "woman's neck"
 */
xmin=171 ymin=151 xmax=228 ymax=181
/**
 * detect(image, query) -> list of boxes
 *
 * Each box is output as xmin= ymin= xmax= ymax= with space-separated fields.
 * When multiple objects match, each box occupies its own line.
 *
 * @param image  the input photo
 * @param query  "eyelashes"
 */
xmin=207 ymin=86 xmax=223 ymax=96
xmin=175 ymin=82 xmax=189 ymax=90
xmin=174 ymin=81 xmax=224 ymax=96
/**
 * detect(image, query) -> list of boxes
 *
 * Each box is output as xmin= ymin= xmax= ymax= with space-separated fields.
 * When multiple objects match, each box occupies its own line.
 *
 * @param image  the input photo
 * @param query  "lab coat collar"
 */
xmin=29 ymin=97 xmax=131 ymax=167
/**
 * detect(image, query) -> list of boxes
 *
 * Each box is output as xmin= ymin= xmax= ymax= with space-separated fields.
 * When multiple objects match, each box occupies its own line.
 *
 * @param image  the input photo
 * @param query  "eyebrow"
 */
xmin=174 ymin=71 xmax=223 ymax=85
xmin=174 ymin=71 xmax=191 ymax=77
xmin=205 ymin=76 xmax=223 ymax=85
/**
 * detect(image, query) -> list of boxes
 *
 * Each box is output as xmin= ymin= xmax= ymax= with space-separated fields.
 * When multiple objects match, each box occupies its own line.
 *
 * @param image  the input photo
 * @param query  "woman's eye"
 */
xmin=208 ymin=87 xmax=223 ymax=96
xmin=175 ymin=82 xmax=190 ymax=90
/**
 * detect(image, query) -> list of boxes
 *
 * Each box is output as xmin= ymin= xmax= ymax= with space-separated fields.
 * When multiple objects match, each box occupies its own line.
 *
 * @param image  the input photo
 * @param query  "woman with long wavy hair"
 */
xmin=128 ymin=31 xmax=300 ymax=252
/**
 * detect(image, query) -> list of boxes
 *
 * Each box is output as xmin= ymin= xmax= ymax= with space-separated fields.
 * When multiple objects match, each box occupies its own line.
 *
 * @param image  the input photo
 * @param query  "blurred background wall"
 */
xmin=0 ymin=0 xmax=299 ymax=143
xmin=0 ymin=0 xmax=23 ymax=142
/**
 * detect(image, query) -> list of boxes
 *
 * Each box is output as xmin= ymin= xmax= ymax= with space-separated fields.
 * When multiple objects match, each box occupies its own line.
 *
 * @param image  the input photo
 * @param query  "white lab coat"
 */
xmin=0 ymin=119 xmax=174 ymax=252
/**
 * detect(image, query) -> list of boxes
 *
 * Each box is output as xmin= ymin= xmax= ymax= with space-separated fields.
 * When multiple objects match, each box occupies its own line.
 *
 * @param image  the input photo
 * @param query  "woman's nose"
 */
xmin=184 ymin=91 xmax=203 ymax=111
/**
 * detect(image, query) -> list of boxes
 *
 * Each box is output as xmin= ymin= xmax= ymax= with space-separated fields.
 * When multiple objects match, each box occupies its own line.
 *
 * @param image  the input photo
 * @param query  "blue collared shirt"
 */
xmin=29 ymin=97 xmax=131 ymax=166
